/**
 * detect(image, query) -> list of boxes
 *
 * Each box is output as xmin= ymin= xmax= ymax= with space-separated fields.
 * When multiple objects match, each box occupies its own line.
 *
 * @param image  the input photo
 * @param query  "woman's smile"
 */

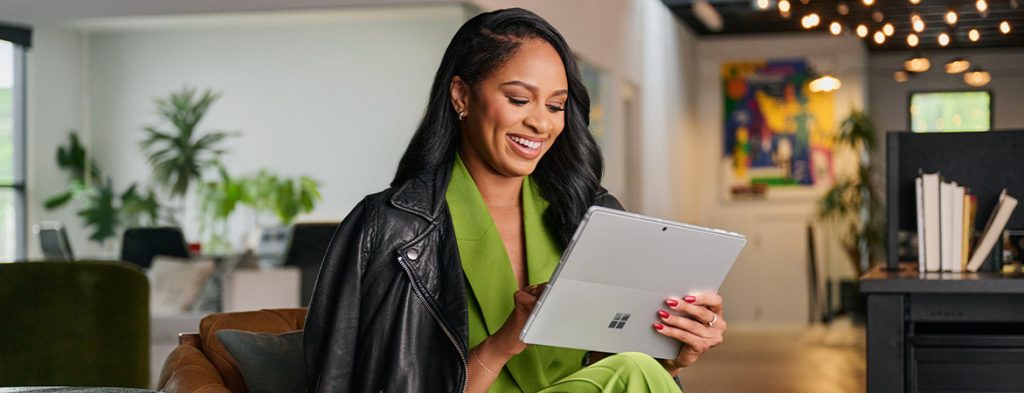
xmin=506 ymin=133 xmax=544 ymax=159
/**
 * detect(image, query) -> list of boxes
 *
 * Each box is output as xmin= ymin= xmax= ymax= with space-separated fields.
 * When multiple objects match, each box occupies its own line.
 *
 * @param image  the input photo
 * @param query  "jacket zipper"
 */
xmin=397 ymin=255 xmax=469 ymax=393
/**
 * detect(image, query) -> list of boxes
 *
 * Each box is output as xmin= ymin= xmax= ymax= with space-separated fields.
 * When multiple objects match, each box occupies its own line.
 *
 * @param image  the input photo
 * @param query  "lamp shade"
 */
xmin=945 ymin=58 xmax=971 ymax=74
xmin=904 ymin=55 xmax=931 ymax=73
xmin=963 ymin=68 xmax=991 ymax=87
xmin=810 ymin=75 xmax=842 ymax=92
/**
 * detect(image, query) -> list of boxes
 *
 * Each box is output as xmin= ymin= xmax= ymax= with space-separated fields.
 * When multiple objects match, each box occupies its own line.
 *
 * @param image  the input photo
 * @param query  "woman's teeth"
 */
xmin=510 ymin=135 xmax=541 ymax=150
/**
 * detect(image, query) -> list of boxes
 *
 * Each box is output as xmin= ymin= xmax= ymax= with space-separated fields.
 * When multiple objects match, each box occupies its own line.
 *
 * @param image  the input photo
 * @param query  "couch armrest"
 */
xmin=159 ymin=344 xmax=230 ymax=393
xmin=179 ymin=332 xmax=201 ymax=347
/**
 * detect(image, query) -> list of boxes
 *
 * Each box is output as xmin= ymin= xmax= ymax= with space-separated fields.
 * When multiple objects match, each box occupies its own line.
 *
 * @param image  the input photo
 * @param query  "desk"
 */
xmin=861 ymin=264 xmax=1024 ymax=393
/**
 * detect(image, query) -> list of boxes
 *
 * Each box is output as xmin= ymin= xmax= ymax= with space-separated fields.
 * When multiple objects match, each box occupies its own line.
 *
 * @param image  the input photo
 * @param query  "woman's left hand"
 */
xmin=654 ymin=293 xmax=726 ymax=375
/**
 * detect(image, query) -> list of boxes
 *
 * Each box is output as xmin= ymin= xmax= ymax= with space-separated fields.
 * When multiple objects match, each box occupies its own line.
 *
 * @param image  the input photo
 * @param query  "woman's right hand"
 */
xmin=487 ymin=283 xmax=547 ymax=358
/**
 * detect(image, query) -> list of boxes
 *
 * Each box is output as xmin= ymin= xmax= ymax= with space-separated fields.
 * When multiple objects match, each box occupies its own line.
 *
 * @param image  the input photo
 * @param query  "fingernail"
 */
xmin=684 ymin=296 xmax=697 ymax=304
xmin=653 ymin=323 xmax=665 ymax=331
xmin=666 ymin=299 xmax=679 ymax=307
xmin=658 ymin=310 xmax=670 ymax=319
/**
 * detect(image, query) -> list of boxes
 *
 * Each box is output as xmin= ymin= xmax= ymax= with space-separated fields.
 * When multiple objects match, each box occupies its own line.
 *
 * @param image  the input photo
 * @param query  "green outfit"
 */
xmin=446 ymin=155 xmax=682 ymax=393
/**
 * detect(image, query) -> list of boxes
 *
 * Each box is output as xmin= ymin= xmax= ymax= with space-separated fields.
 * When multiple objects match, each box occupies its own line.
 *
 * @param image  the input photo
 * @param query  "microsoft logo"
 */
xmin=608 ymin=313 xmax=630 ymax=329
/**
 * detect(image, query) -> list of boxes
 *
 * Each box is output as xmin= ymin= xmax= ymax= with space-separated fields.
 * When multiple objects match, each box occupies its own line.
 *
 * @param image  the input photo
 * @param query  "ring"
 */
xmin=707 ymin=313 xmax=718 ymax=328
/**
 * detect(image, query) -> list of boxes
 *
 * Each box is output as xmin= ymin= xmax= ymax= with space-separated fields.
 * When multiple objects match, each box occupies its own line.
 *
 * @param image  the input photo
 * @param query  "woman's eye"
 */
xmin=508 ymin=97 xmax=529 ymax=106
xmin=547 ymin=105 xmax=565 ymax=113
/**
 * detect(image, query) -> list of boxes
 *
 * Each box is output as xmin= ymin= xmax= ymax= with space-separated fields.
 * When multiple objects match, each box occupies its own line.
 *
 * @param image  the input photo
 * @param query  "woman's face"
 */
xmin=453 ymin=39 xmax=569 ymax=178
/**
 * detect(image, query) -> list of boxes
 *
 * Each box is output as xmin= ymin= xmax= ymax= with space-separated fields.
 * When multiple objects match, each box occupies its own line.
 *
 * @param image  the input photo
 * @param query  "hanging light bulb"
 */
xmin=911 ymin=14 xmax=926 ymax=32
xmin=945 ymin=11 xmax=958 ymax=25
xmin=864 ymin=0 xmax=875 ymax=6
xmin=894 ymin=70 xmax=909 ymax=82
xmin=872 ymin=10 xmax=885 ymax=22
xmin=801 ymin=13 xmax=821 ymax=29
xmin=969 ymin=28 xmax=981 ymax=41
xmin=907 ymin=33 xmax=920 ymax=47
xmin=856 ymin=24 xmax=869 ymax=37
xmin=837 ymin=2 xmax=850 ymax=15
xmin=938 ymin=32 xmax=951 ymax=46
xmin=883 ymin=23 xmax=895 ymax=36
xmin=779 ymin=0 xmax=791 ymax=13
xmin=904 ymin=54 xmax=931 ymax=73
xmin=830 ymin=21 xmax=843 ymax=35
xmin=1001 ymin=21 xmax=1012 ymax=34
xmin=964 ymin=67 xmax=991 ymax=87
xmin=756 ymin=0 xmax=772 ymax=10
xmin=945 ymin=58 xmax=971 ymax=73
xmin=976 ymin=0 xmax=988 ymax=13
xmin=809 ymin=75 xmax=842 ymax=92
xmin=909 ymin=0 xmax=921 ymax=4
xmin=874 ymin=30 xmax=886 ymax=44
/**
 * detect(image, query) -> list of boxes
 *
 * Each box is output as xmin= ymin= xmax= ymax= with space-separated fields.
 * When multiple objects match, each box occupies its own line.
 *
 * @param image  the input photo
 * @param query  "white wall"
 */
xmin=27 ymin=5 xmax=470 ymax=256
xmin=869 ymin=48 xmax=1024 ymax=134
xmin=692 ymin=34 xmax=868 ymax=325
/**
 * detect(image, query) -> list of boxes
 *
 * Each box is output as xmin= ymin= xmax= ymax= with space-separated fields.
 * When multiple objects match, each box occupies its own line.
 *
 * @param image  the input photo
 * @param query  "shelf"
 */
xmin=860 ymin=263 xmax=1024 ymax=294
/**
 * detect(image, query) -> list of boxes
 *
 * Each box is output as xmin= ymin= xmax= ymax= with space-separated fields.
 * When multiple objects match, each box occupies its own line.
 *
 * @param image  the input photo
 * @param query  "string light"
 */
xmin=801 ymin=13 xmax=821 ymax=29
xmin=883 ymin=23 xmax=895 ymax=36
xmin=874 ymin=30 xmax=886 ymax=44
xmin=907 ymin=33 xmax=920 ymax=47
xmin=945 ymin=11 xmax=958 ymax=25
xmin=938 ymin=32 xmax=951 ymax=46
xmin=976 ymin=0 xmax=988 ymax=13
xmin=837 ymin=2 xmax=850 ymax=15
xmin=872 ymin=10 xmax=885 ymax=22
xmin=912 ymin=14 xmax=926 ymax=32
xmin=864 ymin=0 xmax=875 ymax=6
xmin=1001 ymin=21 xmax=1012 ymax=34
xmin=830 ymin=21 xmax=843 ymax=35
xmin=856 ymin=24 xmax=869 ymax=37
xmin=756 ymin=0 xmax=772 ymax=10
xmin=969 ymin=28 xmax=981 ymax=41
xmin=909 ymin=0 xmax=921 ymax=4
xmin=779 ymin=0 xmax=791 ymax=13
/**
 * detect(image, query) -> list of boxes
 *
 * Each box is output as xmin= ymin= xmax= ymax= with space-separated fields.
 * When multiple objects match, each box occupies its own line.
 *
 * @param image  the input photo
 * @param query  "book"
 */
xmin=915 ymin=177 xmax=926 ymax=273
xmin=966 ymin=189 xmax=1019 ymax=272
xmin=921 ymin=173 xmax=942 ymax=272
xmin=940 ymin=181 xmax=955 ymax=272
xmin=962 ymin=192 xmax=977 ymax=271
xmin=951 ymin=185 xmax=965 ymax=272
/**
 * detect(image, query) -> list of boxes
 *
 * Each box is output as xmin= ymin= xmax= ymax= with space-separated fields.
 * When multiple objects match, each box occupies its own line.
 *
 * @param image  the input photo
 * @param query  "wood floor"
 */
xmin=677 ymin=319 xmax=866 ymax=393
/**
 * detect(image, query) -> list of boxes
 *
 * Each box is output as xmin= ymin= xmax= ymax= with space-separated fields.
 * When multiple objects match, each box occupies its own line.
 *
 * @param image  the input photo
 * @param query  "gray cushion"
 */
xmin=216 ymin=329 xmax=305 ymax=393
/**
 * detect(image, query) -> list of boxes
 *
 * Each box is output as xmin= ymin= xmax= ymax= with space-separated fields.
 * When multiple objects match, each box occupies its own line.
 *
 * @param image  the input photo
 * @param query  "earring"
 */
xmin=458 ymin=110 xmax=467 ymax=121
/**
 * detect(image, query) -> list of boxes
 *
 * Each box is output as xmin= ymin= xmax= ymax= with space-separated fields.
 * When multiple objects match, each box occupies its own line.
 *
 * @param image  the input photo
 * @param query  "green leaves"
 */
xmin=199 ymin=169 xmax=322 ymax=226
xmin=140 ymin=87 xmax=235 ymax=198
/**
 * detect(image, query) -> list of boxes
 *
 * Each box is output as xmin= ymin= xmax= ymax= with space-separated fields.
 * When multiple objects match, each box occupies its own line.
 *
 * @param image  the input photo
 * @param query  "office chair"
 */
xmin=282 ymin=222 xmax=339 ymax=306
xmin=35 ymin=221 xmax=74 ymax=261
xmin=120 ymin=227 xmax=191 ymax=269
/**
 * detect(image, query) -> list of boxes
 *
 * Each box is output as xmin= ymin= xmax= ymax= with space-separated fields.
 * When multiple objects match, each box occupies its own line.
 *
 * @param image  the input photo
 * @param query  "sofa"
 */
xmin=157 ymin=308 xmax=307 ymax=393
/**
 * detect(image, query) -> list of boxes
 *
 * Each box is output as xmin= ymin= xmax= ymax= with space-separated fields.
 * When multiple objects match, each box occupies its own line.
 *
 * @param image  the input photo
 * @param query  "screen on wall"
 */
xmin=910 ymin=91 xmax=991 ymax=132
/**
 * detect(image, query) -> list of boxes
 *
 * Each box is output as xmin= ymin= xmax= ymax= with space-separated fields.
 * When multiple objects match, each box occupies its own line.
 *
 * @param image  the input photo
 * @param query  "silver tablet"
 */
xmin=520 ymin=206 xmax=746 ymax=359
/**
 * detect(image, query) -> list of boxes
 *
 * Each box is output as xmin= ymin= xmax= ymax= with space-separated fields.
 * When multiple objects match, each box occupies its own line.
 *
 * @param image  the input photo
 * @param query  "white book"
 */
xmin=940 ymin=181 xmax=954 ymax=272
xmin=951 ymin=185 xmax=965 ymax=272
xmin=921 ymin=173 xmax=942 ymax=272
xmin=967 ymin=190 xmax=1019 ymax=272
xmin=915 ymin=177 xmax=926 ymax=272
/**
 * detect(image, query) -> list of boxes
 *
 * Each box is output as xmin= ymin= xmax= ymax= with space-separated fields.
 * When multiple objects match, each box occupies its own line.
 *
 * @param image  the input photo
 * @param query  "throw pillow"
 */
xmin=216 ymin=329 xmax=305 ymax=393
xmin=147 ymin=256 xmax=214 ymax=316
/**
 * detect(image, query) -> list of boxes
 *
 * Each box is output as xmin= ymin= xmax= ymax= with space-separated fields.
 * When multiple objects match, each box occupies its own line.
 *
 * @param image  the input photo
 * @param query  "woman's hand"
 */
xmin=653 ymin=293 xmax=726 ymax=375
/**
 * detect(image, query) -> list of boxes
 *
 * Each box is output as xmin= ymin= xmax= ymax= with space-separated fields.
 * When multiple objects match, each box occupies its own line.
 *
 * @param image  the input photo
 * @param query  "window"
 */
xmin=909 ymin=91 xmax=991 ymax=133
xmin=0 ymin=26 xmax=29 ymax=261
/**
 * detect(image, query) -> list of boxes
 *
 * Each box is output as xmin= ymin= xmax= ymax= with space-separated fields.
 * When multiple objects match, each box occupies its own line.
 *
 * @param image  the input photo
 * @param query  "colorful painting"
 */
xmin=722 ymin=59 xmax=835 ymax=198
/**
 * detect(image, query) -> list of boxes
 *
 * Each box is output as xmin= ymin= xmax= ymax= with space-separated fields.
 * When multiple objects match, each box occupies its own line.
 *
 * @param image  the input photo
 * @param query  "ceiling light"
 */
xmin=830 ymin=21 xmax=843 ymax=35
xmin=976 ymin=0 xmax=988 ymax=13
xmin=874 ymin=30 xmax=886 ymax=44
xmin=838 ymin=2 xmax=850 ymax=15
xmin=907 ymin=33 xmax=920 ymax=47
xmin=904 ymin=54 xmax=931 ymax=73
xmin=912 ymin=15 xmax=926 ymax=32
xmin=883 ymin=23 xmax=895 ymax=36
xmin=872 ymin=10 xmax=885 ymax=22
xmin=945 ymin=11 xmax=958 ymax=25
xmin=938 ymin=32 xmax=950 ymax=46
xmin=964 ymin=68 xmax=991 ymax=87
xmin=909 ymin=0 xmax=921 ymax=4
xmin=945 ymin=58 xmax=971 ymax=73
xmin=809 ymin=75 xmax=842 ymax=92
xmin=856 ymin=24 xmax=869 ymax=37
xmin=864 ymin=0 xmax=875 ymax=6
xmin=755 ymin=0 xmax=772 ymax=11
xmin=801 ymin=13 xmax=821 ymax=29
xmin=894 ymin=70 xmax=909 ymax=82
xmin=779 ymin=0 xmax=791 ymax=13
xmin=693 ymin=0 xmax=724 ymax=32
xmin=1001 ymin=21 xmax=1012 ymax=34
xmin=969 ymin=28 xmax=981 ymax=41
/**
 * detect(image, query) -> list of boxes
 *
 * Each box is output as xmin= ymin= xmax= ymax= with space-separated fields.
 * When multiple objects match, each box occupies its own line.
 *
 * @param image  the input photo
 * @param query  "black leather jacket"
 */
xmin=304 ymin=161 xmax=623 ymax=393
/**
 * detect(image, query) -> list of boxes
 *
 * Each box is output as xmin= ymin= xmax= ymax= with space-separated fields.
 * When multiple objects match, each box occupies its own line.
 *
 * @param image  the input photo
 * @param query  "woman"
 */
xmin=304 ymin=8 xmax=726 ymax=393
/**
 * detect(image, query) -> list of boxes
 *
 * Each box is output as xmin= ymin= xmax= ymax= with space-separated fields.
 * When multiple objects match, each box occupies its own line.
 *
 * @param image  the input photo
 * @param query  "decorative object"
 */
xmin=147 ymin=255 xmax=215 ymax=316
xmin=817 ymin=110 xmax=886 ymax=276
xmin=722 ymin=59 xmax=836 ymax=199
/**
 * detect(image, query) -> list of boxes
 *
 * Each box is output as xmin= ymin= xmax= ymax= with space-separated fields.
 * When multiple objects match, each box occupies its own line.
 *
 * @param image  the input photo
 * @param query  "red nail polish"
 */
xmin=654 ymin=323 xmax=665 ymax=331
xmin=666 ymin=299 xmax=679 ymax=307
xmin=658 ymin=310 xmax=670 ymax=319
xmin=684 ymin=296 xmax=697 ymax=304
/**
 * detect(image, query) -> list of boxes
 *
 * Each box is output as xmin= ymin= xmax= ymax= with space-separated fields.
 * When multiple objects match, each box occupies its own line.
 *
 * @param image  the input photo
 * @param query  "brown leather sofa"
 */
xmin=158 ymin=308 xmax=307 ymax=393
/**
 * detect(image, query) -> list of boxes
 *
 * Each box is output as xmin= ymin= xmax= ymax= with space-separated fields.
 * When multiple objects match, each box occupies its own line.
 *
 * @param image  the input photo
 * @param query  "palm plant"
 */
xmin=818 ymin=110 xmax=887 ymax=277
xmin=141 ymin=87 xmax=235 ymax=199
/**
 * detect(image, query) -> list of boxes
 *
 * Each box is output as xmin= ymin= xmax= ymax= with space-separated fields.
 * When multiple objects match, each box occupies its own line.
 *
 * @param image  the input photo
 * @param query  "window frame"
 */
xmin=906 ymin=89 xmax=995 ymax=133
xmin=1 ymin=42 xmax=27 ymax=260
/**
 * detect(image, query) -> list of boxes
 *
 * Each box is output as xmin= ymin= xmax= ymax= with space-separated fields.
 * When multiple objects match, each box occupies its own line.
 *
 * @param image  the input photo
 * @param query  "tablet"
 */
xmin=520 ymin=206 xmax=746 ymax=359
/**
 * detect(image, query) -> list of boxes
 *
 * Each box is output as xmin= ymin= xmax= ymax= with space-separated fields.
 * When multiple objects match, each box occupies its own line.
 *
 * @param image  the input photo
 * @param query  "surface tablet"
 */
xmin=520 ymin=206 xmax=746 ymax=359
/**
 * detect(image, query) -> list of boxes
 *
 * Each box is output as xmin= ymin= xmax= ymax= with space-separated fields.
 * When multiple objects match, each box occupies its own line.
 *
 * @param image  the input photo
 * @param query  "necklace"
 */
xmin=487 ymin=204 xmax=520 ymax=210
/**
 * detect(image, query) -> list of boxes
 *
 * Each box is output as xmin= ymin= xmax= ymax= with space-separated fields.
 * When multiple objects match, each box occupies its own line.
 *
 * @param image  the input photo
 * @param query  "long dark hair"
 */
xmin=391 ymin=8 xmax=603 ymax=248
